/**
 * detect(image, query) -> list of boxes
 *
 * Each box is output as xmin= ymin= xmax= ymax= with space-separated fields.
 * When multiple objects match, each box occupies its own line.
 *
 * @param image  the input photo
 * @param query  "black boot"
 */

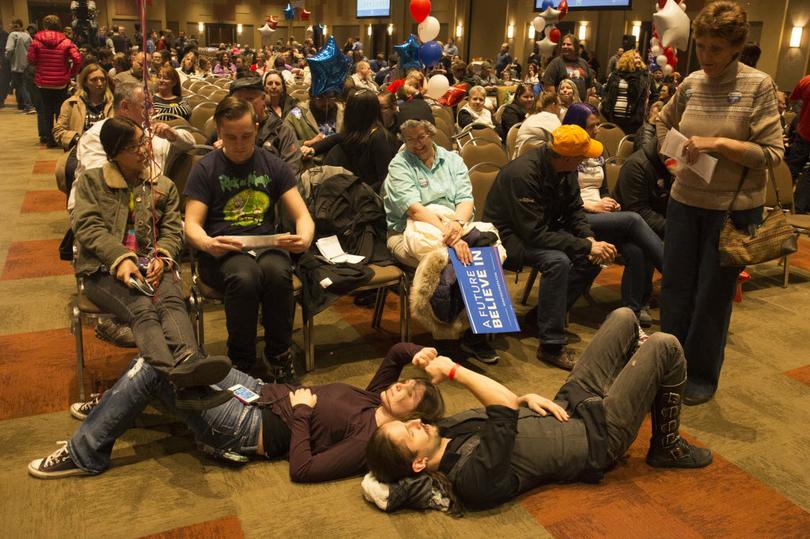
xmin=265 ymin=349 xmax=299 ymax=385
xmin=169 ymin=352 xmax=232 ymax=388
xmin=646 ymin=380 xmax=713 ymax=469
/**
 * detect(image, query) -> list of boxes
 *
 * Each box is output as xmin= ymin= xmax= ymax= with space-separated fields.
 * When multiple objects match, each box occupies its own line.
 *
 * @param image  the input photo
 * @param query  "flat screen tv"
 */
xmin=357 ymin=0 xmax=391 ymax=18
xmin=535 ymin=0 xmax=632 ymax=10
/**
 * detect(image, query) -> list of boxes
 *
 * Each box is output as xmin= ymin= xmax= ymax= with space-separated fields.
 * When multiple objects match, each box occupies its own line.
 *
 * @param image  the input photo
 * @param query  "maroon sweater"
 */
xmin=259 ymin=342 xmax=423 ymax=482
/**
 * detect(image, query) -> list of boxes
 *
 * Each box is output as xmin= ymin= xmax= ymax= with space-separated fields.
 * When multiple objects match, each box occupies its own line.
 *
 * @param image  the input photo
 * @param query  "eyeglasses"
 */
xmin=123 ymin=137 xmax=147 ymax=154
xmin=403 ymin=132 xmax=432 ymax=145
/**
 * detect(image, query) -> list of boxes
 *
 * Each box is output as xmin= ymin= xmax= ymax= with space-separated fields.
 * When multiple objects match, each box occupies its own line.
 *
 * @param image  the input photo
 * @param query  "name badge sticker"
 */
xmin=418 ymin=177 xmax=429 ymax=188
xmin=727 ymin=91 xmax=742 ymax=104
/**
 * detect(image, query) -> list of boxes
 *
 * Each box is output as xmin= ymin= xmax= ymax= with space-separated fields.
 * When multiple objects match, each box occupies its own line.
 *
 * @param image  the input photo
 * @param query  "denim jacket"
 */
xmin=72 ymin=162 xmax=183 ymax=277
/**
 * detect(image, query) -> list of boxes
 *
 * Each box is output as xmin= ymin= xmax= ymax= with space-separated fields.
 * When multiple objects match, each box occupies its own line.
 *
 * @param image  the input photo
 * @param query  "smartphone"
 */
xmin=229 ymin=384 xmax=259 ymax=404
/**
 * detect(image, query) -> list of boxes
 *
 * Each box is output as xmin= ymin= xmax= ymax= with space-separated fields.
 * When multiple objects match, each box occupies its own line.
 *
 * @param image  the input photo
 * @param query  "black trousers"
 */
xmin=199 ymin=249 xmax=294 ymax=370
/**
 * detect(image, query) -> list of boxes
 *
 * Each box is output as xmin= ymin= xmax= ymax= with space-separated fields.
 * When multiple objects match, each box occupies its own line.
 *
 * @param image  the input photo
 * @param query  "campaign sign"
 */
xmin=449 ymin=246 xmax=520 ymax=334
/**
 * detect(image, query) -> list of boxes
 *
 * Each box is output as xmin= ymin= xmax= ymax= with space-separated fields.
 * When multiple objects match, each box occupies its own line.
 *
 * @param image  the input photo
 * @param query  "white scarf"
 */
xmin=461 ymin=104 xmax=494 ymax=128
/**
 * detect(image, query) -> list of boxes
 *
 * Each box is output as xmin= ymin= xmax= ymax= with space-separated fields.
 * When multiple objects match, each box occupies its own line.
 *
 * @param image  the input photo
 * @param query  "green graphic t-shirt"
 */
xmin=184 ymin=147 xmax=297 ymax=237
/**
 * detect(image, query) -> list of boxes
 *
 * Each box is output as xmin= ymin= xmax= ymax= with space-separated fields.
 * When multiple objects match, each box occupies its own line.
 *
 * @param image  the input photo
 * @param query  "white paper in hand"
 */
xmin=661 ymin=128 xmax=718 ymax=184
xmin=223 ymin=233 xmax=290 ymax=251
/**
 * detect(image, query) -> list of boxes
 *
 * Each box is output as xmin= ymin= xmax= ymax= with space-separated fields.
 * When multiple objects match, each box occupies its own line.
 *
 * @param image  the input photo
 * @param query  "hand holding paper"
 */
xmin=661 ymin=128 xmax=718 ymax=183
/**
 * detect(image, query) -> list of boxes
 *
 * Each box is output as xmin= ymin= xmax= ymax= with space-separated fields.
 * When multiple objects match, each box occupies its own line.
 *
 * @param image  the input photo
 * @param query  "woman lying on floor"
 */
xmin=362 ymin=308 xmax=712 ymax=514
xmin=28 ymin=343 xmax=444 ymax=482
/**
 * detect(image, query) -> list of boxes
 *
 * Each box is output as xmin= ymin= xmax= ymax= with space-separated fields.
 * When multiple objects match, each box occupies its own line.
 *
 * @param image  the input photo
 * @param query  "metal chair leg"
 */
xmin=372 ymin=288 xmax=387 ymax=329
xmin=783 ymin=254 xmax=790 ymax=288
xmin=303 ymin=310 xmax=315 ymax=372
xmin=72 ymin=304 xmax=85 ymax=401
xmin=521 ymin=268 xmax=539 ymax=305
xmin=399 ymin=275 xmax=410 ymax=342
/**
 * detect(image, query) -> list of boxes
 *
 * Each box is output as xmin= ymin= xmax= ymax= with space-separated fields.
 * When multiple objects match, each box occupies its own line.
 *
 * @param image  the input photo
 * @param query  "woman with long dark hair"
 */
xmin=152 ymin=65 xmax=190 ymax=120
xmin=499 ymin=83 xmax=535 ymax=141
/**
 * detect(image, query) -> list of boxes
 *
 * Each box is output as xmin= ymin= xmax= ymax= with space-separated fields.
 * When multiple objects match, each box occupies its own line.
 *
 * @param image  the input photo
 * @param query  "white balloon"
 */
xmin=656 ymin=54 xmax=668 ymax=67
xmin=259 ymin=23 xmax=275 ymax=38
xmin=418 ymin=16 xmax=440 ymax=43
xmin=680 ymin=2 xmax=687 ymax=10
xmin=538 ymin=36 xmax=557 ymax=58
xmin=538 ymin=6 xmax=561 ymax=24
xmin=651 ymin=45 xmax=662 ymax=56
xmin=651 ymin=37 xmax=660 ymax=47
xmin=662 ymin=63 xmax=674 ymax=75
xmin=653 ymin=0 xmax=691 ymax=51
xmin=426 ymin=74 xmax=450 ymax=99
xmin=532 ymin=16 xmax=546 ymax=33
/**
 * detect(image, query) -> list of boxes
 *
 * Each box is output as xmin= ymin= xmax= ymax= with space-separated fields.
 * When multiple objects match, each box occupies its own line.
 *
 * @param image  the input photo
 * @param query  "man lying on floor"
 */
xmin=362 ymin=308 xmax=712 ymax=514
xmin=28 ymin=343 xmax=444 ymax=483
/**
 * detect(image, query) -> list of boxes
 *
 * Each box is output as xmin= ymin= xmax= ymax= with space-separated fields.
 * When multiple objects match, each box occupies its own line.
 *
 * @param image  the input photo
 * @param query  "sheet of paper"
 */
xmin=224 ymin=233 xmax=290 ymax=251
xmin=315 ymin=236 xmax=366 ymax=264
xmin=660 ymin=128 xmax=718 ymax=184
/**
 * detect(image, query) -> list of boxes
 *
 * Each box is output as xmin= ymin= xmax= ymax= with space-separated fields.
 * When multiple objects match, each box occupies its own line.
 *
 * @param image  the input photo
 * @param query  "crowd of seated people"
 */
xmin=8 ymin=0 xmax=797 ymax=520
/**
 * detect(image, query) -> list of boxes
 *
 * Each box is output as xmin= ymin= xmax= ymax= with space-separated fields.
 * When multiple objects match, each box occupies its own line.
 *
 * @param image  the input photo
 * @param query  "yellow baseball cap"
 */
xmin=550 ymin=125 xmax=603 ymax=159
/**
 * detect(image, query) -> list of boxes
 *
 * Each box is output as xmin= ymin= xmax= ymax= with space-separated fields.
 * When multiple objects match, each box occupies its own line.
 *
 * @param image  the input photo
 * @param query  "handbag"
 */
xmin=718 ymin=155 xmax=798 ymax=267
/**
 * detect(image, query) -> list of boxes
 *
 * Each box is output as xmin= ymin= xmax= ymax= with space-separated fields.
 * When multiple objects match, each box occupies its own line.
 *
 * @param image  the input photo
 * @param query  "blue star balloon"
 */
xmin=308 ymin=36 xmax=351 ymax=96
xmin=395 ymin=34 xmax=422 ymax=71
xmin=541 ymin=0 xmax=555 ymax=8
xmin=284 ymin=3 xmax=295 ymax=20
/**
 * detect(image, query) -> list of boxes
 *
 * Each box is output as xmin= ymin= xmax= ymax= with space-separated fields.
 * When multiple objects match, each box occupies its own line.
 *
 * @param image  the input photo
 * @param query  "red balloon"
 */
xmin=557 ymin=0 xmax=569 ymax=20
xmin=409 ymin=0 xmax=432 ymax=24
xmin=657 ymin=0 xmax=667 ymax=8
xmin=268 ymin=15 xmax=278 ymax=29
xmin=439 ymin=84 xmax=468 ymax=107
xmin=300 ymin=8 xmax=311 ymax=21
xmin=664 ymin=46 xmax=676 ymax=63
xmin=548 ymin=27 xmax=561 ymax=43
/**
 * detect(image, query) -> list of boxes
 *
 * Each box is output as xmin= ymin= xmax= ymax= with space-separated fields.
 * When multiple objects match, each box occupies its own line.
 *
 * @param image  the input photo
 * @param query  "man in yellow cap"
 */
xmin=483 ymin=125 xmax=617 ymax=370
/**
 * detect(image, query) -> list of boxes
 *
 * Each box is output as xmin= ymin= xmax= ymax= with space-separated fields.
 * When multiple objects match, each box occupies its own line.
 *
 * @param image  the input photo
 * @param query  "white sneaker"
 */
xmin=69 ymin=393 xmax=102 ymax=420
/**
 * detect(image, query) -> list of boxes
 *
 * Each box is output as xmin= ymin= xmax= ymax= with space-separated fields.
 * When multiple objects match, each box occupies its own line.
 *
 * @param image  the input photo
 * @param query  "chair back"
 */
xmin=461 ymin=127 xmax=501 ymax=146
xmin=616 ymin=134 xmax=636 ymax=160
xmin=506 ymin=122 xmax=522 ymax=159
xmin=461 ymin=140 xmax=508 ymax=169
xmin=434 ymin=115 xmax=454 ymax=138
xmin=468 ymin=162 xmax=501 ymax=216
xmin=605 ymin=157 xmax=624 ymax=193
xmin=765 ymin=160 xmax=795 ymax=209
xmin=203 ymin=116 xmax=218 ymax=139
xmin=433 ymin=129 xmax=453 ymax=151
xmin=210 ymin=89 xmax=229 ymax=103
xmin=494 ymin=104 xmax=507 ymax=125
xmin=431 ymin=105 xmax=453 ymax=127
xmin=197 ymin=85 xmax=220 ymax=98
xmin=189 ymin=101 xmax=218 ymax=131
xmin=185 ymin=94 xmax=210 ymax=109
xmin=181 ymin=78 xmax=195 ymax=89
xmin=595 ymin=122 xmax=626 ymax=158
xmin=189 ymin=80 xmax=208 ymax=93
xmin=214 ymin=78 xmax=231 ymax=88
xmin=517 ymin=139 xmax=545 ymax=157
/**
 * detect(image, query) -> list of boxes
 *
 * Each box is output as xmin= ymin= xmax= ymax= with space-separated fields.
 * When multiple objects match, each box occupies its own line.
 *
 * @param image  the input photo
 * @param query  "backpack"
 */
xmin=298 ymin=166 xmax=392 ymax=264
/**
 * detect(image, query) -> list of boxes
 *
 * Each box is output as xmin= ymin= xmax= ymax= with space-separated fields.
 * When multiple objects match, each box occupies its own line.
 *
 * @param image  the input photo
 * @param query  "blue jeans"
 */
xmin=523 ymin=247 xmax=601 ymax=345
xmin=69 ymin=359 xmax=263 ymax=474
xmin=10 ymin=71 xmax=30 ymax=109
xmin=587 ymin=211 xmax=664 ymax=316
xmin=84 ymin=272 xmax=198 ymax=376
xmin=661 ymin=199 xmax=761 ymax=390
xmin=784 ymin=132 xmax=810 ymax=212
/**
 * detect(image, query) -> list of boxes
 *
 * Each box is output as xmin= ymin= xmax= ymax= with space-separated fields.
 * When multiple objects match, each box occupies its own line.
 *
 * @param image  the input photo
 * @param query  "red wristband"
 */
xmin=448 ymin=363 xmax=460 ymax=381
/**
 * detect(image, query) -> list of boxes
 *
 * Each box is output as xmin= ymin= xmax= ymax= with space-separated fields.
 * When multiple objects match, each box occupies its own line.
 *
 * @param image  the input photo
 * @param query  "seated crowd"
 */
xmin=13 ymin=0 xmax=797 ymax=518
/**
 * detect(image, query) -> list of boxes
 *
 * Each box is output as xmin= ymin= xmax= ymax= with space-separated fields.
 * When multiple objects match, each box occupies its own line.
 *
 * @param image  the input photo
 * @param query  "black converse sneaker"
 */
xmin=70 ymin=393 xmax=102 ymax=421
xmin=28 ymin=442 xmax=90 ymax=479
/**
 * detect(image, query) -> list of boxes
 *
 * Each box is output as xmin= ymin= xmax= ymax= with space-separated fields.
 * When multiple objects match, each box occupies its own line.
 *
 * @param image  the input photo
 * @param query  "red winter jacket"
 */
xmin=27 ymin=30 xmax=82 ymax=89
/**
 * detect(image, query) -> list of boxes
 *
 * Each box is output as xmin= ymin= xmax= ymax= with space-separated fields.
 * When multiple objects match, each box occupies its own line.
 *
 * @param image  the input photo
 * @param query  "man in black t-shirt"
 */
xmin=542 ymin=34 xmax=593 ymax=101
xmin=366 ymin=308 xmax=713 ymax=512
xmin=184 ymin=97 xmax=314 ymax=382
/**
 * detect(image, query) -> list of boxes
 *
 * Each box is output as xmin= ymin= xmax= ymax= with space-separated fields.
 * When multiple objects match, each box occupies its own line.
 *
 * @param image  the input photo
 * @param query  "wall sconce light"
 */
xmin=237 ymin=23 xmax=243 ymax=35
xmin=790 ymin=26 xmax=803 ymax=48
xmin=631 ymin=21 xmax=641 ymax=42
xmin=367 ymin=24 xmax=372 ymax=37
xmin=507 ymin=23 xmax=515 ymax=40
xmin=528 ymin=24 xmax=536 ymax=40
xmin=577 ymin=22 xmax=587 ymax=42
xmin=387 ymin=23 xmax=394 ymax=36
xmin=198 ymin=22 xmax=204 ymax=33
xmin=456 ymin=23 xmax=463 ymax=38
xmin=323 ymin=24 xmax=328 ymax=35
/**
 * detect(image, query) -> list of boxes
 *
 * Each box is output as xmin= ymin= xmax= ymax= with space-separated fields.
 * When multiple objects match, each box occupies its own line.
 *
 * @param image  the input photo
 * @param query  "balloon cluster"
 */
xmin=649 ymin=0 xmax=690 ymax=75
xmin=397 ymin=0 xmax=450 ymax=99
xmin=259 ymin=15 xmax=279 ymax=38
xmin=530 ymin=0 xmax=569 ymax=58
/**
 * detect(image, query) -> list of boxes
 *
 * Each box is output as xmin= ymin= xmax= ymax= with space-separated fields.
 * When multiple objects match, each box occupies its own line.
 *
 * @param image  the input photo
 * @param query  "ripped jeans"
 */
xmin=68 ymin=358 xmax=263 ymax=474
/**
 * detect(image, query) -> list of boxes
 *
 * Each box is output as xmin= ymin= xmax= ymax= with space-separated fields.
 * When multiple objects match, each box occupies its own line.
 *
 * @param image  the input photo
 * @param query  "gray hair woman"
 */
xmin=655 ymin=1 xmax=784 ymax=405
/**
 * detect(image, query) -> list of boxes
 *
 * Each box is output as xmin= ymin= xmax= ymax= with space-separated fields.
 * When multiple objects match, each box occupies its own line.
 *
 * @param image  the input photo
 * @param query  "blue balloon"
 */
xmin=284 ymin=3 xmax=296 ymax=21
xmin=418 ymin=41 xmax=443 ymax=67
xmin=395 ymin=34 xmax=422 ymax=70
xmin=307 ymin=36 xmax=351 ymax=96
xmin=541 ymin=0 xmax=555 ymax=8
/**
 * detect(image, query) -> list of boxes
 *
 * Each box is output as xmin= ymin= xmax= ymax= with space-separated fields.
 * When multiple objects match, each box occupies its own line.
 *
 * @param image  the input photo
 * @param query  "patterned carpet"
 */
xmin=0 ymin=103 xmax=808 ymax=538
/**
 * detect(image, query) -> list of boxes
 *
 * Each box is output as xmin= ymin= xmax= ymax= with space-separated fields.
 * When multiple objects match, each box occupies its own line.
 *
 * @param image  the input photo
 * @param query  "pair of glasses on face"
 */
xmin=403 ymin=132 xmax=432 ymax=145
xmin=123 ymin=137 xmax=147 ymax=154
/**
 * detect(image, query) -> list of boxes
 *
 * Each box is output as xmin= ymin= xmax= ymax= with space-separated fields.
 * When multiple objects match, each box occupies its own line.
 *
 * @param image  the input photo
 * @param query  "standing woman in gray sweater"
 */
xmin=655 ymin=1 xmax=784 ymax=405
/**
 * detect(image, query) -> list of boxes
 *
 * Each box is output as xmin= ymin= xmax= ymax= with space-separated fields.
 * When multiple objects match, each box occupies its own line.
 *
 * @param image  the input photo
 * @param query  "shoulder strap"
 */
xmin=727 ymin=166 xmax=750 ymax=211
xmin=763 ymin=148 xmax=782 ymax=207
